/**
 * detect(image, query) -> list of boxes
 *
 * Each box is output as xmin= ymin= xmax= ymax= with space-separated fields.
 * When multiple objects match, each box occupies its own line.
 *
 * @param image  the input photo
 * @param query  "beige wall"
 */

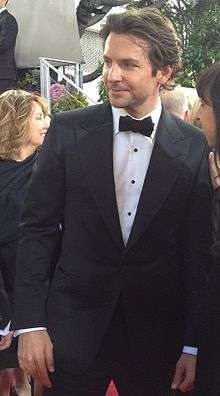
xmin=8 ymin=0 xmax=82 ymax=68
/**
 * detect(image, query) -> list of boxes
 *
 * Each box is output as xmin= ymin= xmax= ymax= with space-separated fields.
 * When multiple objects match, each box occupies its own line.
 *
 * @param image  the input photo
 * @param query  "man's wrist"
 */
xmin=14 ymin=327 xmax=47 ymax=337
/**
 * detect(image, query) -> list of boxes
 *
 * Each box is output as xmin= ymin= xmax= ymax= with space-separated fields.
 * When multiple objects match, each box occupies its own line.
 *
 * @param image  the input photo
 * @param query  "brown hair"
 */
xmin=100 ymin=7 xmax=182 ymax=89
xmin=0 ymin=89 xmax=48 ymax=160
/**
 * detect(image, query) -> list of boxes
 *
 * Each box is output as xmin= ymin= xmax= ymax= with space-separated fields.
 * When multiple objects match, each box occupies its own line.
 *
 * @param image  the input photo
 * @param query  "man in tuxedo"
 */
xmin=13 ymin=7 xmax=212 ymax=396
xmin=0 ymin=0 xmax=18 ymax=93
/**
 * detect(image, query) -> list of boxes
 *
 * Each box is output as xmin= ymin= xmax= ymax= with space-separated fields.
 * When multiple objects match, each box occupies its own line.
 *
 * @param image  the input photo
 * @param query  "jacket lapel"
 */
xmin=0 ymin=10 xmax=7 ymax=19
xmin=76 ymin=104 xmax=124 ymax=249
xmin=126 ymin=110 xmax=192 ymax=250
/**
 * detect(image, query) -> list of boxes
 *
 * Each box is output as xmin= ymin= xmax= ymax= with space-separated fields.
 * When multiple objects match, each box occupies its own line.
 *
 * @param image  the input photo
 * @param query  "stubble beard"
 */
xmin=108 ymin=90 xmax=134 ymax=110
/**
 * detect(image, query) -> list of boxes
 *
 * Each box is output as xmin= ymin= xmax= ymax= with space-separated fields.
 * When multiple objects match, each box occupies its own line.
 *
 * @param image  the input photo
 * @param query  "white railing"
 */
xmin=40 ymin=57 xmax=97 ymax=110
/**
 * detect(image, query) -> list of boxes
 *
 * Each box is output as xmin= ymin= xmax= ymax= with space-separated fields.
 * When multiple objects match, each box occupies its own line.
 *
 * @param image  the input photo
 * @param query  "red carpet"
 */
xmin=106 ymin=381 xmax=119 ymax=396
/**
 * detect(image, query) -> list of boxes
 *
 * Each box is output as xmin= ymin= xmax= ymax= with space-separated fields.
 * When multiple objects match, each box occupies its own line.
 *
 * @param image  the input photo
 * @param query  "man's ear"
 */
xmin=157 ymin=66 xmax=173 ymax=86
xmin=184 ymin=110 xmax=190 ymax=123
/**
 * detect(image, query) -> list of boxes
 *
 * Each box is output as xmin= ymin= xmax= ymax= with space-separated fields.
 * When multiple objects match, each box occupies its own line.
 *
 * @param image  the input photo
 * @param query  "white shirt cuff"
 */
xmin=183 ymin=346 xmax=198 ymax=355
xmin=13 ymin=327 xmax=46 ymax=337
xmin=0 ymin=321 xmax=11 ymax=336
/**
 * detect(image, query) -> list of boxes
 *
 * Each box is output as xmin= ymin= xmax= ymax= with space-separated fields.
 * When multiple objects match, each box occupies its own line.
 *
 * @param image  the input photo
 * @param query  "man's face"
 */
xmin=102 ymin=32 xmax=172 ymax=118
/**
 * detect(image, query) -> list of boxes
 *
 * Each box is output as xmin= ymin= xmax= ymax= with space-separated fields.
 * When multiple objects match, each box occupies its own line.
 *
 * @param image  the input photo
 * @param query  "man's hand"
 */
xmin=0 ymin=332 xmax=12 ymax=351
xmin=18 ymin=330 xmax=55 ymax=388
xmin=171 ymin=353 xmax=197 ymax=392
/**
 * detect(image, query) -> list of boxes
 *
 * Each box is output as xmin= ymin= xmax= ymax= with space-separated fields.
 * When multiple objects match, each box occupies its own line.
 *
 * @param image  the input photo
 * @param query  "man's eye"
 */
xmin=123 ymin=63 xmax=136 ymax=68
xmin=103 ymin=59 xmax=111 ymax=66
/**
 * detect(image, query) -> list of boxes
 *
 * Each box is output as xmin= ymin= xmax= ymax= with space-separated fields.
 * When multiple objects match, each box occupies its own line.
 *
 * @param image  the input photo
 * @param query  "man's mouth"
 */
xmin=109 ymin=88 xmax=128 ymax=92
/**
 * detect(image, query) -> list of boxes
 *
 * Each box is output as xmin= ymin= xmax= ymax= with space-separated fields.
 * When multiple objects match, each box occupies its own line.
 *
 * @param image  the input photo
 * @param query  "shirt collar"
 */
xmin=112 ymin=100 xmax=162 ymax=140
xmin=0 ymin=7 xmax=7 ymax=14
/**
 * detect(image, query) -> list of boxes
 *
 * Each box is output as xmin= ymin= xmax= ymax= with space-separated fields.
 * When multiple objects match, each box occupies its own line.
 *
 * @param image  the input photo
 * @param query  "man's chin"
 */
xmin=109 ymin=96 xmax=130 ymax=109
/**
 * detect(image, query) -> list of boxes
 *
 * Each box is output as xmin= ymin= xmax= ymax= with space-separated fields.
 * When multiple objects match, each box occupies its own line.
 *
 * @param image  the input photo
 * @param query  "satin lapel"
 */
xmin=75 ymin=105 xmax=124 ymax=249
xmin=126 ymin=110 xmax=192 ymax=250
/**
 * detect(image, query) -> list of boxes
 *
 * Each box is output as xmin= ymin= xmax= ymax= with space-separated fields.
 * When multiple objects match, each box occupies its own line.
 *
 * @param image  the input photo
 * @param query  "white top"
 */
xmin=0 ymin=7 xmax=7 ymax=14
xmin=112 ymin=101 xmax=161 ymax=244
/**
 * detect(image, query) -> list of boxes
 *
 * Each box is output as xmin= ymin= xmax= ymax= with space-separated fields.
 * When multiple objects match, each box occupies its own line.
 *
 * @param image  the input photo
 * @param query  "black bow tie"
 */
xmin=119 ymin=115 xmax=154 ymax=137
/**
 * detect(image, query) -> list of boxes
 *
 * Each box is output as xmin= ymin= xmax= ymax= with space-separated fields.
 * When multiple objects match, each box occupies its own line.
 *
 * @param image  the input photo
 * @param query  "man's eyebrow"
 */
xmin=103 ymin=55 xmax=139 ymax=62
xmin=120 ymin=58 xmax=139 ymax=62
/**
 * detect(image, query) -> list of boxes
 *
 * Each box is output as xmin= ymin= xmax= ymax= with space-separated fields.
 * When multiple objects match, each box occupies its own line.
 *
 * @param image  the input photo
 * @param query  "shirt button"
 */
xmin=134 ymin=148 xmax=138 ymax=152
xmin=128 ymin=212 xmax=131 ymax=216
xmin=131 ymin=180 xmax=135 ymax=184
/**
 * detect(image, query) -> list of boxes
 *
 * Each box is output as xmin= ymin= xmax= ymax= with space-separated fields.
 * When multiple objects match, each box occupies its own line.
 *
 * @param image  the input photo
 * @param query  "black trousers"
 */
xmin=0 ymin=338 xmax=18 ymax=369
xmin=43 ymin=296 xmax=189 ymax=396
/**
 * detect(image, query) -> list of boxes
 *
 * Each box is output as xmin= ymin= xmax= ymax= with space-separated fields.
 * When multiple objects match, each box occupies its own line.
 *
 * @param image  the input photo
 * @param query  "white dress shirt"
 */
xmin=112 ymin=103 xmax=160 ymax=244
xmin=0 ymin=7 xmax=7 ymax=14
xmin=11 ymin=102 xmax=197 ymax=354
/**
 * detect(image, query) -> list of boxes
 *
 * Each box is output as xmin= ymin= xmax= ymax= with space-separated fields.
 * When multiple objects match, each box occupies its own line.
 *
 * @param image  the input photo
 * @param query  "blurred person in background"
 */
xmin=0 ymin=90 xmax=49 ymax=396
xmin=0 ymin=0 xmax=18 ymax=93
xmin=189 ymin=98 xmax=201 ymax=128
xmin=160 ymin=85 xmax=189 ymax=122
xmin=194 ymin=62 xmax=220 ymax=395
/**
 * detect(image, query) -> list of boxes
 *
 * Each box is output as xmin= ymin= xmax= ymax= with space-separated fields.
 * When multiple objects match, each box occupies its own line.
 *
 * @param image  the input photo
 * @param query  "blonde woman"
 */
xmin=0 ymin=90 xmax=49 ymax=395
xmin=189 ymin=97 xmax=201 ymax=128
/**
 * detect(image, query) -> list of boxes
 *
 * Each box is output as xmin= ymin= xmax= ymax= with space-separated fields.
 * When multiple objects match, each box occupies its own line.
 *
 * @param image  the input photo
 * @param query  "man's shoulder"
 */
xmin=53 ymin=103 xmax=112 ymax=130
xmin=0 ymin=10 xmax=18 ymax=26
xmin=0 ymin=10 xmax=12 ymax=18
xmin=169 ymin=112 xmax=205 ymax=144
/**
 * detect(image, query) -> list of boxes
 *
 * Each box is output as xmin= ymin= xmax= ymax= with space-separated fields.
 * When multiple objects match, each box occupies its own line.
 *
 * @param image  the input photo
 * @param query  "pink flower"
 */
xmin=50 ymin=83 xmax=65 ymax=101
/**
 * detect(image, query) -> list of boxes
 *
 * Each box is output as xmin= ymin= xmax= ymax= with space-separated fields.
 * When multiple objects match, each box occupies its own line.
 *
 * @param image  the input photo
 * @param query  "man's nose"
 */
xmin=108 ymin=64 xmax=122 ymax=82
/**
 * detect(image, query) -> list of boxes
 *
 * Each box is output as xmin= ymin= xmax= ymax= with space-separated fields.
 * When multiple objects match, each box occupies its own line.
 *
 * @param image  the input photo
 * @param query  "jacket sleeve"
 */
xmin=211 ymin=187 xmax=220 ymax=257
xmin=0 ymin=267 xmax=10 ymax=330
xmin=12 ymin=115 xmax=65 ymax=330
xmin=0 ymin=15 xmax=18 ymax=54
xmin=181 ymin=141 xmax=213 ymax=346
xmin=198 ymin=187 xmax=220 ymax=350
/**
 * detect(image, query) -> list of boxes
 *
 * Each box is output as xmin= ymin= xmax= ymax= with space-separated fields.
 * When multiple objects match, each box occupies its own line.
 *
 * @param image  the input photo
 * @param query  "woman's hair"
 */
xmin=0 ymin=89 xmax=49 ymax=160
xmin=189 ymin=98 xmax=201 ymax=128
xmin=100 ymin=7 xmax=182 ymax=89
xmin=196 ymin=62 xmax=220 ymax=156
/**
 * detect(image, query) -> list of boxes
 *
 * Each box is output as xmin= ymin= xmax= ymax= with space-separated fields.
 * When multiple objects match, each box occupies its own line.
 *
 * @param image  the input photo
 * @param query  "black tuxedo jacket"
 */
xmin=0 ymin=265 xmax=17 ymax=370
xmin=0 ymin=10 xmax=18 ymax=81
xmin=0 ymin=268 xmax=9 ymax=330
xmin=13 ymin=104 xmax=212 ymax=374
